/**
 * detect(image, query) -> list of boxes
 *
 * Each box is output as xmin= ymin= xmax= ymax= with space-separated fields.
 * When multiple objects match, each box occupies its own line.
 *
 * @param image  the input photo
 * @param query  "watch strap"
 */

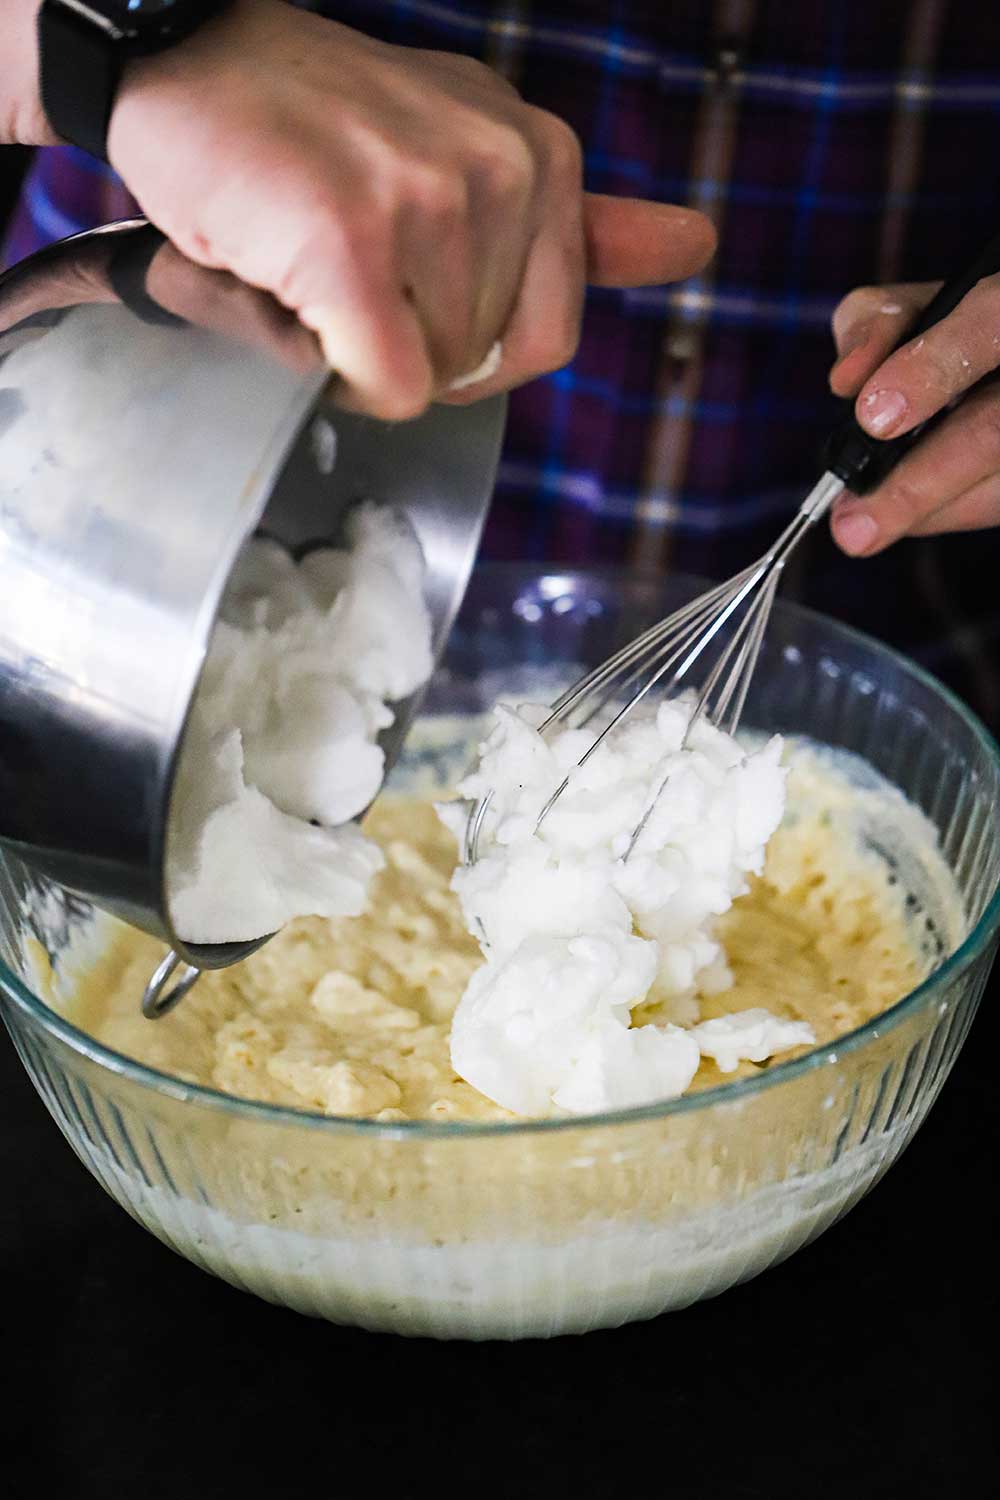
xmin=106 ymin=224 xmax=184 ymax=327
xmin=38 ymin=3 xmax=123 ymax=162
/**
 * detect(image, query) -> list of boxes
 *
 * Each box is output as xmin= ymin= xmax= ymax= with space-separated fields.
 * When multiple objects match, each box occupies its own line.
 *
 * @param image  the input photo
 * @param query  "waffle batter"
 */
xmin=69 ymin=747 xmax=933 ymax=1121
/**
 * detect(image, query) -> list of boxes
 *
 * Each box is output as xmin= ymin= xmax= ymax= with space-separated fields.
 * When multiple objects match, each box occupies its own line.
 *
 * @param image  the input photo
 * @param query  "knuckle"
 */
xmin=968 ymin=392 xmax=1000 ymax=462
xmin=363 ymin=371 xmax=434 ymax=422
xmin=964 ymin=271 xmax=1000 ymax=311
xmin=307 ymin=196 xmax=352 ymax=250
xmin=272 ymin=247 xmax=312 ymax=310
xmin=521 ymin=304 xmax=581 ymax=374
xmin=834 ymin=285 xmax=882 ymax=326
xmin=273 ymin=212 xmax=346 ymax=306
xmin=430 ymin=322 xmax=475 ymax=390
xmin=447 ymin=50 xmax=519 ymax=96
xmin=275 ymin=193 xmax=392 ymax=311
xmin=882 ymin=470 xmax=931 ymax=528
xmin=173 ymin=224 xmax=219 ymax=267
xmin=535 ymin=109 xmax=583 ymax=180
xmin=381 ymin=387 xmax=432 ymax=422
xmin=429 ymin=48 xmax=487 ymax=77
xmin=911 ymin=336 xmax=964 ymax=395
xmin=553 ymin=319 xmax=581 ymax=369
xmin=407 ymin=160 xmax=468 ymax=220
xmin=474 ymin=122 xmax=536 ymax=202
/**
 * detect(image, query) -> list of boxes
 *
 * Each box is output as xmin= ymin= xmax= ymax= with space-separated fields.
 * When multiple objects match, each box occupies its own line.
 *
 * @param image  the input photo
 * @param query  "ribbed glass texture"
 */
xmin=2 ymin=568 xmax=998 ymax=1339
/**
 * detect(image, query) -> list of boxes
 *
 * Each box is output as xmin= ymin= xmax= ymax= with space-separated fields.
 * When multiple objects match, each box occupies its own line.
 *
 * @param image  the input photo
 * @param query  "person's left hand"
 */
xmin=827 ymin=279 xmax=1000 ymax=556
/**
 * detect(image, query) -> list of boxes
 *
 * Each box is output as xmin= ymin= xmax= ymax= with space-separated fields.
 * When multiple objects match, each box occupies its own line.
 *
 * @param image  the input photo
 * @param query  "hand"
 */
xmin=0 ymin=225 xmax=324 ymax=376
xmin=88 ymin=0 xmax=717 ymax=419
xmin=828 ymin=279 xmax=1000 ymax=555
xmin=144 ymin=241 xmax=323 ymax=373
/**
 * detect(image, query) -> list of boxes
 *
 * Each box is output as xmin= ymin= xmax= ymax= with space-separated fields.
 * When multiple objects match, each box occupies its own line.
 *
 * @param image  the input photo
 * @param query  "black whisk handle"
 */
xmin=822 ymin=224 xmax=1000 ymax=496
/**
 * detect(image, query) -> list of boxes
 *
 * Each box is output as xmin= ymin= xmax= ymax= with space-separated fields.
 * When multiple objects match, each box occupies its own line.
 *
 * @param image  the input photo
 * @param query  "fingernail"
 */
xmin=835 ymin=319 xmax=874 ymax=359
xmin=859 ymin=387 xmax=908 ymax=436
xmin=833 ymin=507 xmax=879 ymax=555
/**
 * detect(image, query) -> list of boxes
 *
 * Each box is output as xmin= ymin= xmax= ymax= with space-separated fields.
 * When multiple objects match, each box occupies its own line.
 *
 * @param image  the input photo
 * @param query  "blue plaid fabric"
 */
xmin=5 ymin=0 xmax=1000 ymax=726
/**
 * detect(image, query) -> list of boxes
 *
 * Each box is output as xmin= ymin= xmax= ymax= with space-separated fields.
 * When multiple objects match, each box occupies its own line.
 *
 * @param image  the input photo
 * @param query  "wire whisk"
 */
xmin=462 ymin=224 xmax=1000 ymax=875
xmin=464 ymin=471 xmax=844 ymax=868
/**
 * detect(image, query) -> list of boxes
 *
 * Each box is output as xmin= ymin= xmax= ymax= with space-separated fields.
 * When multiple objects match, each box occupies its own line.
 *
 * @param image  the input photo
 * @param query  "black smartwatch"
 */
xmin=37 ymin=0 xmax=236 ymax=162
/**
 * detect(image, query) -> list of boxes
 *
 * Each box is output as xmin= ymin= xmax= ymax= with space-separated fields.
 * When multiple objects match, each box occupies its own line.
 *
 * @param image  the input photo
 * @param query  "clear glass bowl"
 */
xmin=2 ymin=566 xmax=998 ymax=1340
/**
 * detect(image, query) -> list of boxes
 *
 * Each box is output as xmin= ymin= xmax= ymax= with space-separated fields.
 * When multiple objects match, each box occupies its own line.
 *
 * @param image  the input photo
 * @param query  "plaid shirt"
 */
xmin=5 ymin=0 xmax=1000 ymax=728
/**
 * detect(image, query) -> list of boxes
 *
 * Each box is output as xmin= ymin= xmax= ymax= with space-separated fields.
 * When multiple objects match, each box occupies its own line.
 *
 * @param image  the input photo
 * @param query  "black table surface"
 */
xmin=3 ymin=971 xmax=996 ymax=1500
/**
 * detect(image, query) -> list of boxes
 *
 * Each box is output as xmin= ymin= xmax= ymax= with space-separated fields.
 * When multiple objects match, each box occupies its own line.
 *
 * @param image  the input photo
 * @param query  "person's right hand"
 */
xmin=827 ymin=278 xmax=1000 ymax=554
xmin=92 ymin=0 xmax=716 ymax=418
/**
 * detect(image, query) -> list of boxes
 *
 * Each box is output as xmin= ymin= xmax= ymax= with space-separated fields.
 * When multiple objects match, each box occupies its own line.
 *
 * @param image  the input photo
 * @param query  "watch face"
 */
xmin=112 ymin=1 xmax=184 ymax=14
xmin=105 ymin=0 xmax=210 ymax=28
xmin=97 ymin=0 xmax=226 ymax=42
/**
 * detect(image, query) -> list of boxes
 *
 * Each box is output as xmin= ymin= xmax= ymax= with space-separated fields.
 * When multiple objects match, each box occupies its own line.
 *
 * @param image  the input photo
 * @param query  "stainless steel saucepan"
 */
xmin=0 ymin=220 xmax=505 ymax=1010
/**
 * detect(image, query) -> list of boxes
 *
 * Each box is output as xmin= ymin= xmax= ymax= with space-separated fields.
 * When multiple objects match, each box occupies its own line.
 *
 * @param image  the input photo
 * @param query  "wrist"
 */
xmin=28 ymin=0 xmax=242 ymax=162
xmin=107 ymin=0 xmax=257 ymax=170
xmin=4 ymin=0 xmax=59 ymax=145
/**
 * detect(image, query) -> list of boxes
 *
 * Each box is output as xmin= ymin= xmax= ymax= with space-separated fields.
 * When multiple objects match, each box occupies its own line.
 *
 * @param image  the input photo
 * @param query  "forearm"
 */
xmin=3 ymin=0 xmax=59 ymax=145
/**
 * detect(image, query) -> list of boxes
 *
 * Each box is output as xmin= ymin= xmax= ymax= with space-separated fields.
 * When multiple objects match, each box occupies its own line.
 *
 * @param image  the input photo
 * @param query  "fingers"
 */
xmin=831 ymin=380 xmax=1000 ymax=555
xmin=908 ymin=471 xmax=1000 ymax=535
xmin=145 ymin=242 xmax=324 ymax=373
xmin=849 ymin=271 xmax=1000 ymax=440
xmin=115 ymin=104 xmax=442 ymax=417
xmin=439 ymin=114 xmax=585 ymax=403
xmin=829 ymin=275 xmax=1000 ymax=552
xmin=440 ymin=218 xmax=585 ymax=404
xmin=309 ymin=102 xmax=549 ymax=410
xmin=441 ymin=191 xmax=716 ymax=402
xmin=583 ymin=195 xmax=717 ymax=287
xmin=302 ymin=289 xmax=436 ymax=420
xmin=829 ymin=282 xmax=938 ymax=397
xmin=109 ymin=0 xmax=715 ymax=418
xmin=395 ymin=163 xmax=503 ymax=392
xmin=232 ymin=185 xmax=438 ymax=420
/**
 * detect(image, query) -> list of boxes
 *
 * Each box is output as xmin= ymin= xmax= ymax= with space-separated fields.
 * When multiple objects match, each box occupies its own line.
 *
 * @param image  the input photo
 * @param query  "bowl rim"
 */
xmin=2 ymin=563 xmax=999 ymax=1140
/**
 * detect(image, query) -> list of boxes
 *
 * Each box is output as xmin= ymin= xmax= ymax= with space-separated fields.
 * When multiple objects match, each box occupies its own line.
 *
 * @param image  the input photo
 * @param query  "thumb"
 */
xmin=583 ymin=194 xmax=717 ymax=288
xmin=828 ymin=281 xmax=939 ymax=398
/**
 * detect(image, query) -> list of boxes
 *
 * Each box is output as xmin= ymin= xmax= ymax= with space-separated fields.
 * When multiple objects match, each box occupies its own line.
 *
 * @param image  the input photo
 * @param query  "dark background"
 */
xmin=0 ymin=151 xmax=995 ymax=1499
xmin=0 ymin=148 xmax=29 ymax=233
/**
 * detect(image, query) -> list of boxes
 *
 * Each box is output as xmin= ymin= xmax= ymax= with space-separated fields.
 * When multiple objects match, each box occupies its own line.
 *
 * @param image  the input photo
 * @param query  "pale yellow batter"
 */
xmin=69 ymin=751 xmax=931 ymax=1122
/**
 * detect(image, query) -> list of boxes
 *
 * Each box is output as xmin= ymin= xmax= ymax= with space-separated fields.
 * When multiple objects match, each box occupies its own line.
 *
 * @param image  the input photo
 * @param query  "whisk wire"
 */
xmin=723 ymin=568 xmax=779 ymax=736
xmin=542 ymin=573 xmax=746 ymax=730
xmin=623 ymin=566 xmax=778 ymax=859
xmin=529 ymin=576 xmax=757 ymax=833
xmin=593 ymin=570 xmax=760 ymax=726
xmin=687 ymin=571 xmax=768 ymax=727
xmin=464 ymin=471 xmax=846 ymax=871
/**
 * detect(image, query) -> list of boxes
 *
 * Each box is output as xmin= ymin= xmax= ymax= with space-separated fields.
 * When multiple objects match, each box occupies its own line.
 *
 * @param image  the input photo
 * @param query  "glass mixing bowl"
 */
xmin=2 ymin=566 xmax=998 ymax=1340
